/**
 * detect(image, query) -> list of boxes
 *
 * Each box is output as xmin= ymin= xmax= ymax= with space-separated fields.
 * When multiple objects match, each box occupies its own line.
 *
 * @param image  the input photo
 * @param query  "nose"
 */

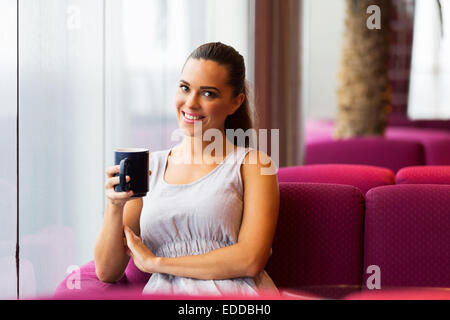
xmin=185 ymin=91 xmax=200 ymax=109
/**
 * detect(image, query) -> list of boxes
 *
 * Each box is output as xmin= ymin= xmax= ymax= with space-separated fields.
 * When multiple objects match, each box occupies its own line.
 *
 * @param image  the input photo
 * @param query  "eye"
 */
xmin=203 ymin=91 xmax=217 ymax=98
xmin=179 ymin=84 xmax=189 ymax=92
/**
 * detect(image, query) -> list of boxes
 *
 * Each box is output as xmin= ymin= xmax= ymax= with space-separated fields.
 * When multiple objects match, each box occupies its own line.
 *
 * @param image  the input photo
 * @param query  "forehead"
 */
xmin=181 ymin=58 xmax=229 ymax=87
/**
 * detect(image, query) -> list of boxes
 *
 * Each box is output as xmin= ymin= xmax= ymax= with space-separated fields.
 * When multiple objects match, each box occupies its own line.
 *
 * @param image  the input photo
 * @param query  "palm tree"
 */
xmin=334 ymin=0 xmax=393 ymax=139
xmin=334 ymin=0 xmax=445 ymax=139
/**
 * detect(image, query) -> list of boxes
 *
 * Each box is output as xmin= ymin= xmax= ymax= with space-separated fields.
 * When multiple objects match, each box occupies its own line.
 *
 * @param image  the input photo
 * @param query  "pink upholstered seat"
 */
xmin=278 ymin=164 xmax=395 ymax=195
xmin=266 ymin=183 xmax=365 ymax=292
xmin=54 ymin=258 xmax=149 ymax=298
xmin=364 ymin=185 xmax=450 ymax=288
xmin=396 ymin=166 xmax=450 ymax=185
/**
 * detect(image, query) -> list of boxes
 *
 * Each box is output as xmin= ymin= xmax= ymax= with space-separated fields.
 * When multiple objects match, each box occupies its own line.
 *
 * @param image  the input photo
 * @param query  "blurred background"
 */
xmin=0 ymin=0 xmax=449 ymax=299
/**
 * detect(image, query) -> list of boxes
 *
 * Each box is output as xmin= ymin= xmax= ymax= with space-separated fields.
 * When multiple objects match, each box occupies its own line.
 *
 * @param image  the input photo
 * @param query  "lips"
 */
xmin=182 ymin=111 xmax=205 ymax=121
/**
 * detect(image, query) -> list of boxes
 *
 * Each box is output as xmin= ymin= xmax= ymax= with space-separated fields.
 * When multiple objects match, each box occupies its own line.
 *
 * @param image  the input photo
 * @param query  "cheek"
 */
xmin=205 ymin=102 xmax=228 ymax=118
xmin=175 ymin=95 xmax=185 ymax=110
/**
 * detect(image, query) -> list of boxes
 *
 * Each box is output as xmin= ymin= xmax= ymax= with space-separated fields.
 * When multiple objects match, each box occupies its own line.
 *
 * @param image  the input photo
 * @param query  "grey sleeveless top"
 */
xmin=139 ymin=145 xmax=278 ymax=296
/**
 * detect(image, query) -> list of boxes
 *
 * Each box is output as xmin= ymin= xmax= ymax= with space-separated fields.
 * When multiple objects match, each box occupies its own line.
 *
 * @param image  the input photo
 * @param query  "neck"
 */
xmin=175 ymin=130 xmax=235 ymax=164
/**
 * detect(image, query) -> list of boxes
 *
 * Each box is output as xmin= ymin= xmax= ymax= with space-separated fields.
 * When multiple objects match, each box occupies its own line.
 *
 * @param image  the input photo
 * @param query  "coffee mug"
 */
xmin=114 ymin=148 xmax=149 ymax=198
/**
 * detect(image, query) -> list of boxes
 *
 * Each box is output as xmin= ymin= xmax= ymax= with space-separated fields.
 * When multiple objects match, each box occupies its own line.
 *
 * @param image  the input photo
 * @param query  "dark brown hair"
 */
xmin=184 ymin=42 xmax=254 ymax=146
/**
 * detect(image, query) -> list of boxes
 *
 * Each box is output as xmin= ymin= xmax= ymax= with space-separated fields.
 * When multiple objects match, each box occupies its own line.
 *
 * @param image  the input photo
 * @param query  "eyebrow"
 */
xmin=180 ymin=80 xmax=221 ymax=94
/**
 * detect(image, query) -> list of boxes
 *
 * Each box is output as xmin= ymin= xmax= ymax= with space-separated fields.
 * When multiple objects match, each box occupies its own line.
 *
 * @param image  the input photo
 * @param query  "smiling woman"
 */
xmin=174 ymin=45 xmax=252 ymax=146
xmin=94 ymin=42 xmax=280 ymax=297
xmin=175 ymin=60 xmax=244 ymax=137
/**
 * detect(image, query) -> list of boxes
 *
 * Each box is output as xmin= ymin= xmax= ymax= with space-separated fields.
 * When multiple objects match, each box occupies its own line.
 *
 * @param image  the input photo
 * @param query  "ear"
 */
xmin=229 ymin=93 xmax=245 ymax=115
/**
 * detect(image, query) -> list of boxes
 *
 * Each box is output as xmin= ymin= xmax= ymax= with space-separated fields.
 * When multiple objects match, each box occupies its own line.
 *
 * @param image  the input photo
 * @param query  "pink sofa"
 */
xmin=54 ymin=165 xmax=450 ymax=299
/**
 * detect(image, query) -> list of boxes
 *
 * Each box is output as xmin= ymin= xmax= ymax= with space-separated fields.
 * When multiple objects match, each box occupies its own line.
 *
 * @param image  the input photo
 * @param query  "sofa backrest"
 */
xmin=386 ymin=127 xmax=450 ymax=165
xmin=305 ymin=138 xmax=425 ymax=173
xmin=266 ymin=183 xmax=365 ymax=289
xmin=364 ymin=185 xmax=450 ymax=288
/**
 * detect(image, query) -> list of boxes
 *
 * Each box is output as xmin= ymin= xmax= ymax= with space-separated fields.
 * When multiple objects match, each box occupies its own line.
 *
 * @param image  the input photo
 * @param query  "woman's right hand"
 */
xmin=105 ymin=165 xmax=135 ymax=208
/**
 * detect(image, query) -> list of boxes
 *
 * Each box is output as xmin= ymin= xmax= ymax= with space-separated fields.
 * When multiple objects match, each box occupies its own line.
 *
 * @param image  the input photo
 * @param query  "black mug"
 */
xmin=114 ymin=148 xmax=149 ymax=198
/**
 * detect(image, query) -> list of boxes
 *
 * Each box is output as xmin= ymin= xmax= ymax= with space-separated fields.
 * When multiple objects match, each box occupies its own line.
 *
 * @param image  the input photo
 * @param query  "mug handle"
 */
xmin=119 ymin=158 xmax=131 ymax=192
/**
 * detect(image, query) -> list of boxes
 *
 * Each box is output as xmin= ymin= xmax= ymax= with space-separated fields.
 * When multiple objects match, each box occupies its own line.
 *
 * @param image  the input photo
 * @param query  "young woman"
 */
xmin=94 ymin=42 xmax=280 ymax=296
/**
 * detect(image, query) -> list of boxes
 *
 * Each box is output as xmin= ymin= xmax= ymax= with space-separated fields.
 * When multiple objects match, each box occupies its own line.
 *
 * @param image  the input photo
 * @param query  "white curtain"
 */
xmin=0 ymin=0 xmax=18 ymax=300
xmin=18 ymin=0 xmax=104 ymax=298
xmin=408 ymin=0 xmax=450 ymax=119
xmin=3 ymin=0 xmax=251 ymax=299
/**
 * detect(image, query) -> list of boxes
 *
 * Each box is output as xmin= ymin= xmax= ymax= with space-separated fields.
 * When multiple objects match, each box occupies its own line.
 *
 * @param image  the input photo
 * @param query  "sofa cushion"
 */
xmin=396 ymin=166 xmax=450 ymax=185
xmin=53 ymin=259 xmax=149 ymax=298
xmin=54 ymin=261 xmax=127 ymax=298
xmin=278 ymin=164 xmax=395 ymax=195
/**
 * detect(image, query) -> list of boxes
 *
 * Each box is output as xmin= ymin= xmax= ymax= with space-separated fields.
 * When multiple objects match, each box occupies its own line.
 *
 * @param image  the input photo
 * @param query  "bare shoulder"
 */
xmin=241 ymin=149 xmax=278 ymax=182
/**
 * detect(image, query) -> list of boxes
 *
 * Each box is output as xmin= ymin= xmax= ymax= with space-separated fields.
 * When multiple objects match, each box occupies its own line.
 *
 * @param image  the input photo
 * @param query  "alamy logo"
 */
xmin=366 ymin=5 xmax=381 ymax=30
xmin=66 ymin=265 xmax=81 ymax=290
xmin=169 ymin=122 xmax=279 ymax=176
xmin=366 ymin=265 xmax=381 ymax=289
xmin=66 ymin=5 xmax=81 ymax=30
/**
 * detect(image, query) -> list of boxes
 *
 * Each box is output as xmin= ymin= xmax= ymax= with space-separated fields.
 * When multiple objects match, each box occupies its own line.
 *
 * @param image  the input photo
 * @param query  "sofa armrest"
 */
xmin=53 ymin=259 xmax=150 ymax=298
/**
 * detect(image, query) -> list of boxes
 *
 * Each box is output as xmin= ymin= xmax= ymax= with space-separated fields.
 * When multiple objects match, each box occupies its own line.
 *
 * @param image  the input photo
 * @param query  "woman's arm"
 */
xmin=94 ymin=165 xmax=146 ymax=283
xmin=94 ymin=198 xmax=142 ymax=282
xmin=125 ymin=150 xmax=279 ymax=280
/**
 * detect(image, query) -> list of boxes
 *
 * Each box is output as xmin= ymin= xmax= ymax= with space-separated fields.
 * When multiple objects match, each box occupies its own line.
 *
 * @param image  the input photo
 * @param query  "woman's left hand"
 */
xmin=123 ymin=226 xmax=158 ymax=274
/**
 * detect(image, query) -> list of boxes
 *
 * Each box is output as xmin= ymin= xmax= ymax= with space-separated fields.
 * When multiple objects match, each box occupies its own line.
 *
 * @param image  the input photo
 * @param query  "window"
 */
xmin=3 ymin=0 xmax=252 ymax=298
xmin=408 ymin=0 xmax=450 ymax=119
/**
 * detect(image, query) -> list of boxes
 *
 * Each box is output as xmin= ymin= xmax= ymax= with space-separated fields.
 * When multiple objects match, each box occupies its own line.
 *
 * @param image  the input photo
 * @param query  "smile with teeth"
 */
xmin=182 ymin=111 xmax=205 ymax=121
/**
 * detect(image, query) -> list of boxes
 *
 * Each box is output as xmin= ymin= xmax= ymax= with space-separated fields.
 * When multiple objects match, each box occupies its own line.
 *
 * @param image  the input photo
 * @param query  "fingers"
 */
xmin=124 ymin=226 xmax=133 ymax=243
xmin=124 ymin=227 xmax=139 ymax=257
xmin=108 ymin=165 xmax=152 ymax=176
xmin=105 ymin=175 xmax=130 ymax=189
xmin=105 ymin=165 xmax=120 ymax=178
xmin=105 ymin=189 xmax=133 ymax=202
xmin=124 ymin=226 xmax=141 ymax=249
xmin=105 ymin=186 xmax=133 ymax=206
xmin=108 ymin=166 xmax=152 ymax=177
xmin=124 ymin=226 xmax=137 ymax=239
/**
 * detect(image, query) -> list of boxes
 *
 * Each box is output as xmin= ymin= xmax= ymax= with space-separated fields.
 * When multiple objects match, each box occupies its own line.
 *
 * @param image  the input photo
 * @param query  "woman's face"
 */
xmin=175 ymin=58 xmax=244 ymax=136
